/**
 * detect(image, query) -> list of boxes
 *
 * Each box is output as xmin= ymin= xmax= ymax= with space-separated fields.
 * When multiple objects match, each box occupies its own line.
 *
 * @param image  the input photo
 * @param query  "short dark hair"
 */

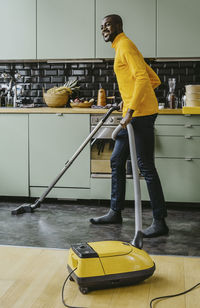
xmin=104 ymin=14 xmax=123 ymax=28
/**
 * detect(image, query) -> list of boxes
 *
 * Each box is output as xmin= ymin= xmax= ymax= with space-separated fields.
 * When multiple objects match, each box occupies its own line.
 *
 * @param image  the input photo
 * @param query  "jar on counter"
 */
xmin=97 ymin=88 xmax=106 ymax=107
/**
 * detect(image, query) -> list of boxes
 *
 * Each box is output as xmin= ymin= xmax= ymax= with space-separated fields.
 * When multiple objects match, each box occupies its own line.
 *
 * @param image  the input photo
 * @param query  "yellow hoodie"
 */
xmin=112 ymin=33 xmax=160 ymax=117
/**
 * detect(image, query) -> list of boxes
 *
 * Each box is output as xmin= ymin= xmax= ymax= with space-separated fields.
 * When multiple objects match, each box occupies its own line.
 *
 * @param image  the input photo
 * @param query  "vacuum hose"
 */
xmin=112 ymin=123 xmax=143 ymax=249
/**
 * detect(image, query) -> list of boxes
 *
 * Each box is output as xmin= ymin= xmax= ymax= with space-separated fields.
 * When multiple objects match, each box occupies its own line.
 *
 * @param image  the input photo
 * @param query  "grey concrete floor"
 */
xmin=0 ymin=199 xmax=200 ymax=257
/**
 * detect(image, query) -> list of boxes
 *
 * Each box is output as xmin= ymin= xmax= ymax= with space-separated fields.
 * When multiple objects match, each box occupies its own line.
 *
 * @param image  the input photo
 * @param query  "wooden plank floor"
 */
xmin=0 ymin=245 xmax=199 ymax=308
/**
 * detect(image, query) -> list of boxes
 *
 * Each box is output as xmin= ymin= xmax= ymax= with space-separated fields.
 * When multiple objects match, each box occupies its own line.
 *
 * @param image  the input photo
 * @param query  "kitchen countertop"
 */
xmin=182 ymin=106 xmax=200 ymax=114
xmin=0 ymin=107 xmax=183 ymax=114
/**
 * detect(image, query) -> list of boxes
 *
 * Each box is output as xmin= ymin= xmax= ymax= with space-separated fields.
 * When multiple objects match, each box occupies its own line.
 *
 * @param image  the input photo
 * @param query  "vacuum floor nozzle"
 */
xmin=11 ymin=201 xmax=40 ymax=215
xmin=11 ymin=203 xmax=34 ymax=215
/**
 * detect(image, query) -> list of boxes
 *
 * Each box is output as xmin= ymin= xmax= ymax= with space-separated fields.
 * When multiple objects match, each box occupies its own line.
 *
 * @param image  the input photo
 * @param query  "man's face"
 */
xmin=101 ymin=17 xmax=119 ymax=43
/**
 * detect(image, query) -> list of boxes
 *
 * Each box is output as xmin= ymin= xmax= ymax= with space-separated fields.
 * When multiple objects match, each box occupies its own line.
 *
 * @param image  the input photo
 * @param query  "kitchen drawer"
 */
xmin=183 ymin=125 xmax=200 ymax=136
xmin=155 ymin=124 xmax=200 ymax=136
xmin=184 ymin=115 xmax=200 ymax=125
xmin=155 ymin=136 xmax=200 ymax=158
xmin=90 ymin=177 xmax=149 ymax=201
xmin=155 ymin=125 xmax=184 ymax=136
xmin=156 ymin=115 xmax=185 ymax=125
xmin=156 ymin=115 xmax=200 ymax=126
xmin=90 ymin=178 xmax=111 ymax=200
xmin=156 ymin=158 xmax=200 ymax=202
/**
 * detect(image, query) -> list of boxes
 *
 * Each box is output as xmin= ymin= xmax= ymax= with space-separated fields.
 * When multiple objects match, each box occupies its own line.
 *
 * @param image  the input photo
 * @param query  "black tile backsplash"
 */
xmin=0 ymin=60 xmax=200 ymax=107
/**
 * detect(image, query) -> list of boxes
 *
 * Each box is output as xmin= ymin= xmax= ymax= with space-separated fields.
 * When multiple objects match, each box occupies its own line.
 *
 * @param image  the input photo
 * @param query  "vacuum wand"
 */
xmin=11 ymin=106 xmax=119 ymax=215
xmin=112 ymin=123 xmax=143 ymax=249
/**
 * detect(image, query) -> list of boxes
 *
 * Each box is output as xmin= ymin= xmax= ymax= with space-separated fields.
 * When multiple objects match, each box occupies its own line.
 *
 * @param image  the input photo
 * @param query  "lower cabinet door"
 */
xmin=0 ymin=114 xmax=29 ymax=196
xmin=156 ymin=158 xmax=200 ymax=203
xmin=29 ymin=114 xmax=90 ymax=189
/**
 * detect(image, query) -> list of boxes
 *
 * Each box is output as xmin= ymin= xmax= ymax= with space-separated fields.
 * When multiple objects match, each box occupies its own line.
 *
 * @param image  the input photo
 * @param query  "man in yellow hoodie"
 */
xmin=90 ymin=14 xmax=168 ymax=238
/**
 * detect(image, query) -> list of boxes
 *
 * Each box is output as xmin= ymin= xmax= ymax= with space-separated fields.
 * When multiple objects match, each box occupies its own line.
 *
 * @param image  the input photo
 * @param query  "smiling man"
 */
xmin=90 ymin=14 xmax=168 ymax=238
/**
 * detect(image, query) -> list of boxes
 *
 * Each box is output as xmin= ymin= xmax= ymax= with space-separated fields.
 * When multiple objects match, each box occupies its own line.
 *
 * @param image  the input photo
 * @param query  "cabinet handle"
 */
xmin=56 ymin=113 xmax=63 ymax=116
xmin=185 ymin=135 xmax=192 ymax=139
xmin=185 ymin=158 xmax=192 ymax=161
xmin=184 ymin=124 xmax=192 ymax=128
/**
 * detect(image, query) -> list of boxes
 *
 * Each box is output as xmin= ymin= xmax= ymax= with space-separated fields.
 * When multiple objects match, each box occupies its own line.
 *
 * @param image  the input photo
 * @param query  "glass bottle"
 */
xmin=166 ymin=78 xmax=178 ymax=109
xmin=5 ymin=93 xmax=13 ymax=107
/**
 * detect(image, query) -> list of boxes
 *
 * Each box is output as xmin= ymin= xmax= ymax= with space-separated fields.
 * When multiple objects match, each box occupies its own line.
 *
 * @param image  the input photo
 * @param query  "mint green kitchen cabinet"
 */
xmin=91 ymin=114 xmax=200 ymax=203
xmin=37 ymin=0 xmax=95 ymax=59
xmin=156 ymin=158 xmax=200 ymax=202
xmin=29 ymin=113 xmax=90 ymax=198
xmin=157 ymin=0 xmax=200 ymax=57
xmin=0 ymin=115 xmax=28 ymax=196
xmin=96 ymin=0 xmax=156 ymax=58
xmin=0 ymin=0 xmax=36 ymax=60
xmin=155 ymin=115 xmax=200 ymax=203
xmin=0 ymin=111 xmax=199 ymax=203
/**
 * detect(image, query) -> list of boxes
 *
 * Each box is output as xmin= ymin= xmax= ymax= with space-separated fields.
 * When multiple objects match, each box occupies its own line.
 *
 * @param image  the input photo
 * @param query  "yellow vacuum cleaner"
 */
xmin=67 ymin=240 xmax=155 ymax=294
xmin=67 ymin=123 xmax=155 ymax=294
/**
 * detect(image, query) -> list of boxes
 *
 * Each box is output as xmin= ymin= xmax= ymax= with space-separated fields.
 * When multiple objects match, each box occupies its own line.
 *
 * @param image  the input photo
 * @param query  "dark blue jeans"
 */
xmin=110 ymin=113 xmax=167 ymax=219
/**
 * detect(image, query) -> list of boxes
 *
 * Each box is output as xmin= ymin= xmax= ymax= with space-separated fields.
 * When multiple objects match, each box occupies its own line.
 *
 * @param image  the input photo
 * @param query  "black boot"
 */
xmin=142 ymin=218 xmax=169 ymax=238
xmin=90 ymin=209 xmax=122 ymax=225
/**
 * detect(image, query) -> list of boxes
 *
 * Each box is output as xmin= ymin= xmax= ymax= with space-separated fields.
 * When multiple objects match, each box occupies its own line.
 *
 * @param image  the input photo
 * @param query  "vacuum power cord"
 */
xmin=62 ymin=267 xmax=85 ymax=308
xmin=150 ymin=282 xmax=200 ymax=308
xmin=62 ymin=268 xmax=200 ymax=308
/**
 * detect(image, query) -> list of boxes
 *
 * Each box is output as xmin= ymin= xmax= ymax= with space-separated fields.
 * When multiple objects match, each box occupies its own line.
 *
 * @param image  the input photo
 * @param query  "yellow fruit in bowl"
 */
xmin=70 ymin=98 xmax=94 ymax=108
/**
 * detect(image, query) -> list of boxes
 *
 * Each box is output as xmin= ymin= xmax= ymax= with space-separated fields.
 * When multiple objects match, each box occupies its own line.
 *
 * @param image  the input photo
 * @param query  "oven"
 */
xmin=90 ymin=114 xmax=132 ymax=178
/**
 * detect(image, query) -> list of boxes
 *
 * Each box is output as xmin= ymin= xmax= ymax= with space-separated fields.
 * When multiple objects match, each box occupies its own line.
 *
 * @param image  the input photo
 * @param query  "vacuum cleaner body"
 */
xmin=67 ymin=240 xmax=155 ymax=294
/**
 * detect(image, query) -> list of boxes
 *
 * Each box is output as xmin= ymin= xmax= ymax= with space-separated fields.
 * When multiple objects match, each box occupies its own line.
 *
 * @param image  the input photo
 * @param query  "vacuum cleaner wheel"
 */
xmin=79 ymin=286 xmax=89 ymax=294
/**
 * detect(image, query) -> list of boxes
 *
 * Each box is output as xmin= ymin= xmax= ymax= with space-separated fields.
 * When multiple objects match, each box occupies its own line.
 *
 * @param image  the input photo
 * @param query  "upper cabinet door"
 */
xmin=157 ymin=0 xmax=200 ymax=57
xmin=96 ymin=0 xmax=156 ymax=58
xmin=37 ymin=0 xmax=95 ymax=59
xmin=0 ymin=0 xmax=36 ymax=60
